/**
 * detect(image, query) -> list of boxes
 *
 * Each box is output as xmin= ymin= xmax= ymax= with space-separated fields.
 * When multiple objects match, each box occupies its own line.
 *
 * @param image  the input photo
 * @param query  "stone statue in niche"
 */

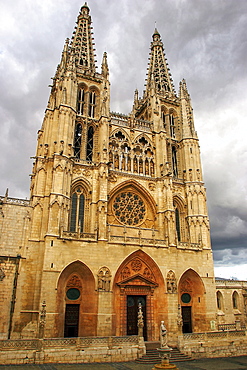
xmin=166 ymin=270 xmax=177 ymax=293
xmin=98 ymin=267 xmax=111 ymax=292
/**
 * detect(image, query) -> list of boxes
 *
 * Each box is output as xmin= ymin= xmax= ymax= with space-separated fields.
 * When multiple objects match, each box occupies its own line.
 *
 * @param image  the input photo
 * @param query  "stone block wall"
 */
xmin=0 ymin=336 xmax=145 ymax=365
xmin=0 ymin=197 xmax=31 ymax=257
xmin=178 ymin=330 xmax=247 ymax=359
xmin=0 ymin=256 xmax=20 ymax=339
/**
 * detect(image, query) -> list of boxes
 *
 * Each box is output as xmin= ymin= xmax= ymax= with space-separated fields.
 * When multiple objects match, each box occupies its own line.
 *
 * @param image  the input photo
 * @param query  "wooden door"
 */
xmin=127 ymin=295 xmax=147 ymax=340
xmin=64 ymin=304 xmax=79 ymax=337
xmin=182 ymin=306 xmax=192 ymax=333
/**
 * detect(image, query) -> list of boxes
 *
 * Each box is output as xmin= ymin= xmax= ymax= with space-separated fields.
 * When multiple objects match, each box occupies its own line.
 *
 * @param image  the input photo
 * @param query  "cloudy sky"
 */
xmin=0 ymin=0 xmax=246 ymax=279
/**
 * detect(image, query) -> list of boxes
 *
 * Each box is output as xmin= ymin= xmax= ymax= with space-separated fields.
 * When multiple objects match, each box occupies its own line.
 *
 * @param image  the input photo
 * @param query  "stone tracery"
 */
xmin=109 ymin=131 xmax=155 ymax=176
xmin=112 ymin=192 xmax=146 ymax=226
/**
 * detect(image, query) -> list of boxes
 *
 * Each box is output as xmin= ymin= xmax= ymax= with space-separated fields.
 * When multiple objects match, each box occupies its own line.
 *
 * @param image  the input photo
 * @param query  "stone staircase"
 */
xmin=136 ymin=342 xmax=192 ymax=364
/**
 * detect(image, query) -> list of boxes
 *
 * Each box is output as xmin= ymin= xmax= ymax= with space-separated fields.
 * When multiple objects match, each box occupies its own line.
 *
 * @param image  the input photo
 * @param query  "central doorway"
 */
xmin=127 ymin=295 xmax=147 ymax=340
xmin=64 ymin=304 xmax=80 ymax=337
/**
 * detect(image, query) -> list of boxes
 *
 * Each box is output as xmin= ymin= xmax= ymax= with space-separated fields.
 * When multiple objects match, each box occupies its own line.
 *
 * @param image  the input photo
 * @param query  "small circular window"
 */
xmin=66 ymin=288 xmax=81 ymax=300
xmin=181 ymin=293 xmax=191 ymax=304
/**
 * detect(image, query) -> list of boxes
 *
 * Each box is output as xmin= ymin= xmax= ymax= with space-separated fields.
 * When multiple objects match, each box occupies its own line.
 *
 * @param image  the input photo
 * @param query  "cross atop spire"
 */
xmin=70 ymin=2 xmax=96 ymax=73
xmin=145 ymin=28 xmax=176 ymax=97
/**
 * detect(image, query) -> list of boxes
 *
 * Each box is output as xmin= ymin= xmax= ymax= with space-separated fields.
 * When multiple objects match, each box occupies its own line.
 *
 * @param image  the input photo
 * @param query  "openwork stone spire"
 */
xmin=145 ymin=28 xmax=176 ymax=97
xmin=70 ymin=2 xmax=96 ymax=73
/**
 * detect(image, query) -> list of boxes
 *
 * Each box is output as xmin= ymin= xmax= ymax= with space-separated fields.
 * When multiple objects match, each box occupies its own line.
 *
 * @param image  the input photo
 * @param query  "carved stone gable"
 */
xmin=180 ymin=278 xmax=193 ymax=293
xmin=117 ymin=257 xmax=156 ymax=287
xmin=66 ymin=274 xmax=82 ymax=289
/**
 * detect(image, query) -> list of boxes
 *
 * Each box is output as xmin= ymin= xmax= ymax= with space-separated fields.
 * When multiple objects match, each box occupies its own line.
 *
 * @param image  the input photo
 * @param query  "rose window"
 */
xmin=113 ymin=192 xmax=146 ymax=226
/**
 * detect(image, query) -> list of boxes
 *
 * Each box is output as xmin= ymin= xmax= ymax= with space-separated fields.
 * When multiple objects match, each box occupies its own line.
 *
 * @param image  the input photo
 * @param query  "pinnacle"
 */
xmin=145 ymin=30 xmax=176 ymax=97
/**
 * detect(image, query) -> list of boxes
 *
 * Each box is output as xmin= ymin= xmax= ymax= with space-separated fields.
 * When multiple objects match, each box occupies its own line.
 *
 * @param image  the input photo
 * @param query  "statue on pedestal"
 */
xmin=160 ymin=321 xmax=167 ymax=348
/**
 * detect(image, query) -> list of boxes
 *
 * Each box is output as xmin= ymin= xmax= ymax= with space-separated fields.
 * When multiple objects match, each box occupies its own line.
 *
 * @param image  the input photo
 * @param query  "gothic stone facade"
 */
xmin=0 ymin=4 xmax=246 ymax=344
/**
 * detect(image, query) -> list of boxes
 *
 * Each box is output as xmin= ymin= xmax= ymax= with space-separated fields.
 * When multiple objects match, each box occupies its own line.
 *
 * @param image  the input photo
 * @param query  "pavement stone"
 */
xmin=1 ymin=357 xmax=247 ymax=370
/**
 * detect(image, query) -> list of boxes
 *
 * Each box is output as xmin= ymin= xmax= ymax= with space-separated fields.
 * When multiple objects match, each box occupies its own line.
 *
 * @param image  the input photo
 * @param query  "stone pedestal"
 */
xmin=152 ymin=347 xmax=179 ymax=370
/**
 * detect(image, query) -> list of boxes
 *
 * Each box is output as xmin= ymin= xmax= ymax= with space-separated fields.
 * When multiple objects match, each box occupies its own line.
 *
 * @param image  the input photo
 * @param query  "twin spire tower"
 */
xmin=5 ymin=3 xmax=217 ymax=342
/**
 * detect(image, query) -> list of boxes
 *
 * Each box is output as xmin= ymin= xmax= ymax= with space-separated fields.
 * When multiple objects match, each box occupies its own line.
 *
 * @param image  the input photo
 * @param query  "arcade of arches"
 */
xmin=54 ymin=253 xmax=208 ymax=340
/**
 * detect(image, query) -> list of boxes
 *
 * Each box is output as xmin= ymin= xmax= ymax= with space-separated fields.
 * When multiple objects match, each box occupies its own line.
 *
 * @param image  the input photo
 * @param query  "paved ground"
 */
xmin=1 ymin=356 xmax=247 ymax=370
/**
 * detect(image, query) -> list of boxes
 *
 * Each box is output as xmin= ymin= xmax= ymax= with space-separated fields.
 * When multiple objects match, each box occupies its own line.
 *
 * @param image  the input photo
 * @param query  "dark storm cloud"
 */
xmin=0 ymin=0 xmax=246 ymax=276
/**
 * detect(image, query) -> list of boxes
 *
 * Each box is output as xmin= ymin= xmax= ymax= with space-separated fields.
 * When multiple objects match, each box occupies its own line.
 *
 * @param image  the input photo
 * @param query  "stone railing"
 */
xmin=134 ymin=118 xmax=153 ymax=131
xmin=181 ymin=331 xmax=246 ymax=342
xmin=218 ymin=323 xmax=237 ymax=331
xmin=0 ymin=196 xmax=30 ymax=206
xmin=110 ymin=112 xmax=153 ymax=132
xmin=111 ymin=112 xmax=129 ymax=127
xmin=215 ymin=279 xmax=247 ymax=289
xmin=178 ymin=330 xmax=247 ymax=359
xmin=177 ymin=241 xmax=201 ymax=250
xmin=0 ymin=336 xmax=143 ymax=365
xmin=107 ymin=224 xmax=167 ymax=247
xmin=62 ymin=231 xmax=97 ymax=241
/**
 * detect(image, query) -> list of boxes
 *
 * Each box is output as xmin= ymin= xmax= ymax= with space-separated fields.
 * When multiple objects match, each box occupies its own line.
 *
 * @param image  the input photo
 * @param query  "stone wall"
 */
xmin=0 ymin=336 xmax=145 ymax=365
xmin=215 ymin=279 xmax=247 ymax=327
xmin=0 ymin=256 xmax=21 ymax=339
xmin=178 ymin=330 xmax=247 ymax=359
xmin=0 ymin=197 xmax=31 ymax=257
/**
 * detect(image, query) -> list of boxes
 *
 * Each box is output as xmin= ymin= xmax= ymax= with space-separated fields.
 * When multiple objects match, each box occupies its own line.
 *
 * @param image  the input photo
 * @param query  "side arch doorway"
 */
xmin=55 ymin=260 xmax=97 ymax=337
xmin=113 ymin=250 xmax=166 ymax=341
xmin=178 ymin=269 xmax=207 ymax=333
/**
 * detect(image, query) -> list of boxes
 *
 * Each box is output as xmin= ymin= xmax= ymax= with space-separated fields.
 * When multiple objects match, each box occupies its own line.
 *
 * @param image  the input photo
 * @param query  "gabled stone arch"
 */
xmin=107 ymin=179 xmax=157 ymax=229
xmin=112 ymin=250 xmax=166 ymax=341
xmin=55 ymin=260 xmax=97 ymax=337
xmin=54 ymin=163 xmax=64 ymax=171
xmin=173 ymin=194 xmax=185 ymax=211
xmin=178 ymin=269 xmax=207 ymax=333
xmin=71 ymin=177 xmax=92 ymax=194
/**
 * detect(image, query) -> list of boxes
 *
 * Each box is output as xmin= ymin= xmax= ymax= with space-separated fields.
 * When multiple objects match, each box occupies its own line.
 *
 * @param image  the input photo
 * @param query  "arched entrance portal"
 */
xmin=55 ymin=260 xmax=97 ymax=337
xmin=178 ymin=269 xmax=207 ymax=333
xmin=113 ymin=250 xmax=166 ymax=341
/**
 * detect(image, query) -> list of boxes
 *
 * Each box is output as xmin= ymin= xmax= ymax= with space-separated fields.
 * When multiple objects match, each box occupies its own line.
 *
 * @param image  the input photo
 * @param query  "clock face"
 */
xmin=113 ymin=192 xmax=146 ymax=226
xmin=181 ymin=293 xmax=191 ymax=304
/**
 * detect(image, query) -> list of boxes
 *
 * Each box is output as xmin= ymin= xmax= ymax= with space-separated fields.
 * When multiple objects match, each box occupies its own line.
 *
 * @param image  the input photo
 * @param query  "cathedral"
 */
xmin=0 ymin=3 xmax=246 ymax=352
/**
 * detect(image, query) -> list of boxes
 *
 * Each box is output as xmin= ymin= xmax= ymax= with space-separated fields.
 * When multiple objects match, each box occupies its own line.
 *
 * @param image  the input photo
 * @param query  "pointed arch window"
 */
xmin=232 ymin=291 xmax=239 ymax=309
xmin=172 ymin=146 xmax=178 ymax=177
xmin=77 ymin=88 xmax=85 ymax=115
xmin=86 ymin=126 xmax=94 ymax=162
xmin=170 ymin=114 xmax=175 ymax=138
xmin=88 ymin=91 xmax=96 ymax=118
xmin=175 ymin=207 xmax=181 ymax=242
xmin=74 ymin=123 xmax=82 ymax=159
xmin=161 ymin=111 xmax=168 ymax=130
xmin=217 ymin=291 xmax=223 ymax=310
xmin=69 ymin=187 xmax=85 ymax=232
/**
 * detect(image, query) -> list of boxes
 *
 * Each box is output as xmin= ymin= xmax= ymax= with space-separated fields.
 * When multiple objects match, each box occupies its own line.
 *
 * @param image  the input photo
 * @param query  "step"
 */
xmin=136 ymin=346 xmax=192 ymax=364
